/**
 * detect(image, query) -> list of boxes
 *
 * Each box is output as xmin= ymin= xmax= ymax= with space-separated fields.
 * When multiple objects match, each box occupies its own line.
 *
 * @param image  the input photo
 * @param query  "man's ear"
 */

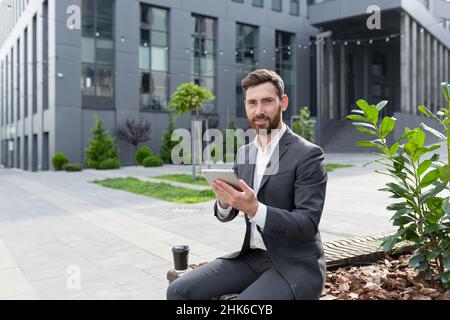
xmin=281 ymin=95 xmax=289 ymax=112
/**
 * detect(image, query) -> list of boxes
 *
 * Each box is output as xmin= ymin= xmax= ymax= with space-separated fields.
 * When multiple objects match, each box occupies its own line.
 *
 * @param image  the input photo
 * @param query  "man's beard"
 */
xmin=248 ymin=104 xmax=282 ymax=135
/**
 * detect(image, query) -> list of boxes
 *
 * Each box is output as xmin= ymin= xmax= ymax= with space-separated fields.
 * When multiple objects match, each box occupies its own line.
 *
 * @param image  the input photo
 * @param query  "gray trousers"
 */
xmin=166 ymin=249 xmax=295 ymax=300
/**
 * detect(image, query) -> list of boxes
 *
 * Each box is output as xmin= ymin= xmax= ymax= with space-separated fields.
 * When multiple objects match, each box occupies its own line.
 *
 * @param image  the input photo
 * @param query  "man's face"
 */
xmin=245 ymin=82 xmax=288 ymax=135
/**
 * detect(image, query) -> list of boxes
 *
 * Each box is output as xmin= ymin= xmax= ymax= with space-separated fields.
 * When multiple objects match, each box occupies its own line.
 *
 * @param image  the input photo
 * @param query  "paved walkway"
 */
xmin=0 ymin=153 xmax=409 ymax=299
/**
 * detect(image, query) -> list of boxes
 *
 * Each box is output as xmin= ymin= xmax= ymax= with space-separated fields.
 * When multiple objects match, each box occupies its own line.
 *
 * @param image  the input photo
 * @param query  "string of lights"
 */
xmin=1 ymin=0 xmax=449 ymax=58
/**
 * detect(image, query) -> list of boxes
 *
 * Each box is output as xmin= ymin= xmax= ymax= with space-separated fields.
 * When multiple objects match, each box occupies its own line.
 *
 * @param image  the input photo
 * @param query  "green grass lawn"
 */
xmin=153 ymin=164 xmax=353 ymax=186
xmin=326 ymin=163 xmax=354 ymax=172
xmin=91 ymin=177 xmax=215 ymax=203
xmin=152 ymin=174 xmax=209 ymax=186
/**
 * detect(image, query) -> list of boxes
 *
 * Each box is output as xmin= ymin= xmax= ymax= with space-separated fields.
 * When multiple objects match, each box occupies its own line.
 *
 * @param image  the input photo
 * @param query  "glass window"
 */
xmin=272 ymin=0 xmax=282 ymax=11
xmin=82 ymin=0 xmax=95 ymax=19
xmin=96 ymin=20 xmax=113 ymax=39
xmin=82 ymin=37 xmax=95 ymax=63
xmin=81 ymin=0 xmax=115 ymax=109
xmin=96 ymin=39 xmax=114 ymax=64
xmin=236 ymin=23 xmax=258 ymax=116
xmin=141 ymin=29 xmax=150 ymax=46
xmin=252 ymin=0 xmax=264 ymax=7
xmin=275 ymin=30 xmax=295 ymax=118
xmin=151 ymin=47 xmax=168 ymax=71
xmin=199 ymin=57 xmax=214 ymax=76
xmin=97 ymin=67 xmax=113 ymax=97
xmin=151 ymin=30 xmax=167 ymax=47
xmin=139 ymin=47 xmax=150 ymax=70
xmin=141 ymin=72 xmax=150 ymax=94
xmin=150 ymin=8 xmax=167 ymax=32
xmin=191 ymin=15 xmax=216 ymax=113
xmin=290 ymin=0 xmax=299 ymax=16
xmin=141 ymin=5 xmax=150 ymax=25
xmin=82 ymin=64 xmax=96 ymax=96
xmin=140 ymin=4 xmax=169 ymax=111
xmin=82 ymin=18 xmax=95 ymax=37
xmin=97 ymin=0 xmax=114 ymax=22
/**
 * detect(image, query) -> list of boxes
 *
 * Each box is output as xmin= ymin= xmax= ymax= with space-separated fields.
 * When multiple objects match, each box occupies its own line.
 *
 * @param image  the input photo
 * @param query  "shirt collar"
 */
xmin=253 ymin=123 xmax=287 ymax=154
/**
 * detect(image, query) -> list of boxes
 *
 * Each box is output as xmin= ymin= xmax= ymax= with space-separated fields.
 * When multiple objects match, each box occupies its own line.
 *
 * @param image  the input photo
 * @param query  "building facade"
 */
xmin=1 ymin=0 xmax=450 ymax=170
xmin=0 ymin=0 xmax=314 ymax=170
xmin=308 ymin=0 xmax=450 ymax=151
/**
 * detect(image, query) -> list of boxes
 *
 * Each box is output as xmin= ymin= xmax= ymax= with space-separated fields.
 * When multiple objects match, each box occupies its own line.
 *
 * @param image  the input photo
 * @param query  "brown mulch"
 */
xmin=325 ymin=254 xmax=449 ymax=300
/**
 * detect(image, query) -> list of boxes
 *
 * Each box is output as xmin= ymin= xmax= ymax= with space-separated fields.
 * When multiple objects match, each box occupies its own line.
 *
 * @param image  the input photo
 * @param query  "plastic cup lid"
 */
xmin=172 ymin=245 xmax=189 ymax=253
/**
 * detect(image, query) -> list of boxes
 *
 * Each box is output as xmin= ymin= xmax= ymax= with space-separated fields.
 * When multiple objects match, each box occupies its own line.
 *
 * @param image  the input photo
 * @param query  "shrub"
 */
xmin=85 ymin=116 xmax=119 ymax=169
xmin=293 ymin=106 xmax=316 ymax=143
xmin=347 ymin=83 xmax=450 ymax=289
xmin=136 ymin=146 xmax=153 ymax=165
xmin=99 ymin=158 xmax=121 ymax=170
xmin=63 ymin=163 xmax=83 ymax=172
xmin=160 ymin=120 xmax=179 ymax=164
xmin=52 ymin=153 xmax=69 ymax=171
xmin=142 ymin=155 xmax=164 ymax=167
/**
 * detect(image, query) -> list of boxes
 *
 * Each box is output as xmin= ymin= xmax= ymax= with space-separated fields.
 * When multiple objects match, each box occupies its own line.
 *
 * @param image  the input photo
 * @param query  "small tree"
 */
xmin=166 ymin=83 xmax=215 ymax=180
xmin=293 ymin=106 xmax=316 ymax=143
xmin=85 ymin=116 xmax=119 ymax=169
xmin=166 ymin=83 xmax=215 ymax=119
xmin=347 ymin=83 xmax=450 ymax=289
xmin=115 ymin=118 xmax=151 ymax=153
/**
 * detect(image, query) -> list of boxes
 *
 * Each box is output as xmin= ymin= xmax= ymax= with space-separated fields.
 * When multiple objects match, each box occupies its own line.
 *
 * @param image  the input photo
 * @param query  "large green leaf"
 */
xmin=413 ymin=146 xmax=440 ymax=163
xmin=418 ymin=105 xmax=442 ymax=123
xmin=426 ymin=197 xmax=444 ymax=217
xmin=380 ymin=117 xmax=396 ymax=138
xmin=439 ymin=165 xmax=450 ymax=182
xmin=387 ymin=203 xmax=407 ymax=211
xmin=376 ymin=100 xmax=388 ymax=111
xmin=397 ymin=128 xmax=415 ymax=143
xmin=347 ymin=115 xmax=369 ymax=122
xmin=424 ymin=223 xmax=447 ymax=234
xmin=356 ymin=99 xmax=370 ymax=112
xmin=421 ymin=181 xmax=448 ymax=202
xmin=409 ymin=251 xmax=428 ymax=271
xmin=366 ymin=106 xmax=379 ymax=125
xmin=350 ymin=110 xmax=365 ymax=115
xmin=382 ymin=229 xmax=405 ymax=252
xmin=442 ymin=197 xmax=450 ymax=217
xmin=441 ymin=82 xmax=450 ymax=103
xmin=420 ymin=169 xmax=441 ymax=188
xmin=420 ymin=123 xmax=446 ymax=141
xmin=383 ymin=183 xmax=414 ymax=200
xmin=415 ymin=129 xmax=426 ymax=148
xmin=356 ymin=141 xmax=379 ymax=148
xmin=390 ymin=207 xmax=414 ymax=222
xmin=393 ymin=216 xmax=414 ymax=226
xmin=355 ymin=126 xmax=377 ymax=136
xmin=417 ymin=160 xmax=432 ymax=177
xmin=390 ymin=143 xmax=399 ymax=155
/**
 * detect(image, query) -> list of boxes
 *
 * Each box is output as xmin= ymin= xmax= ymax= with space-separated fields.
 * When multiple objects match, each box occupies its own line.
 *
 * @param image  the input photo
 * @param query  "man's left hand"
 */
xmin=212 ymin=179 xmax=259 ymax=218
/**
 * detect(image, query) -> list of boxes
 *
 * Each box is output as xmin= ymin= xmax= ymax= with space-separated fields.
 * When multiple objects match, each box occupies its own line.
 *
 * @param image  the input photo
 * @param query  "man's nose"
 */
xmin=255 ymin=102 xmax=265 ymax=115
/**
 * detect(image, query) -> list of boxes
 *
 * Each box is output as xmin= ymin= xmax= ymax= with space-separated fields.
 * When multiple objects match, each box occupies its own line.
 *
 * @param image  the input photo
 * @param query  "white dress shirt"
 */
xmin=217 ymin=124 xmax=287 ymax=250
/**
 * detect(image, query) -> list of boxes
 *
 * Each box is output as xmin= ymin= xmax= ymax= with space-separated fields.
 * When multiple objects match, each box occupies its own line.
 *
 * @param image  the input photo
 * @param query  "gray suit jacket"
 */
xmin=213 ymin=126 xmax=328 ymax=300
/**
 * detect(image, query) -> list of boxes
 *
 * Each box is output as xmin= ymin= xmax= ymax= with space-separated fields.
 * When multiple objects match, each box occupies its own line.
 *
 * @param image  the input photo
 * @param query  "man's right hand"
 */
xmin=211 ymin=181 xmax=230 ymax=209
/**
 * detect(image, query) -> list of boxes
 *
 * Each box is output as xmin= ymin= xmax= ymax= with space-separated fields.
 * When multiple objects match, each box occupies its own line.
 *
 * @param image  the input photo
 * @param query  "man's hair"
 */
xmin=241 ymin=69 xmax=285 ymax=100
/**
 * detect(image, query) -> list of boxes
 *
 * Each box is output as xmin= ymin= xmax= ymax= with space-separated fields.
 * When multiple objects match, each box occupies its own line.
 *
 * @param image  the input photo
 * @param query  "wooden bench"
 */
xmin=166 ymin=232 xmax=414 ymax=300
